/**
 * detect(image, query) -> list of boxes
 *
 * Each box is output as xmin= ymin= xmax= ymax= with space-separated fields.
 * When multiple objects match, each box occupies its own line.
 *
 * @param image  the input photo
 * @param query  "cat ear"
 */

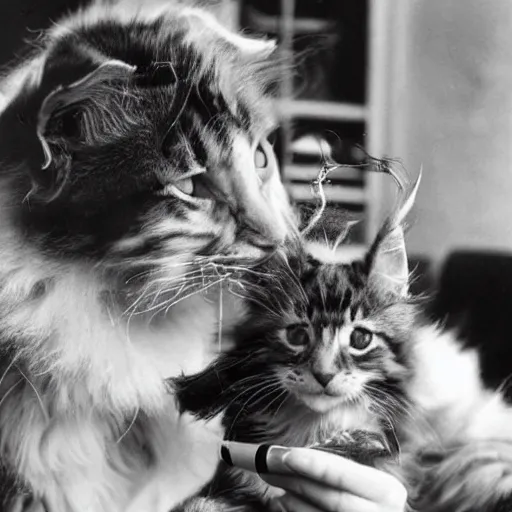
xmin=37 ymin=59 xmax=136 ymax=170
xmin=183 ymin=8 xmax=276 ymax=59
xmin=218 ymin=30 xmax=276 ymax=60
xmin=367 ymin=170 xmax=422 ymax=298
xmin=30 ymin=58 xmax=135 ymax=201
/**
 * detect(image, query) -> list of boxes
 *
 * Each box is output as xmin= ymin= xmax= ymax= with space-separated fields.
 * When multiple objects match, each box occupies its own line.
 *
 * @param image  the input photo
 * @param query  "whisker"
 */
xmin=0 ymin=357 xmax=18 ymax=390
xmin=0 ymin=378 xmax=23 ymax=410
xmin=217 ymin=280 xmax=223 ymax=352
xmin=227 ymin=381 xmax=282 ymax=436
xmin=258 ymin=388 xmax=288 ymax=417
xmin=272 ymin=390 xmax=290 ymax=417
xmin=161 ymin=277 xmax=226 ymax=314
xmin=16 ymin=366 xmax=49 ymax=423
xmin=117 ymin=407 xmax=140 ymax=444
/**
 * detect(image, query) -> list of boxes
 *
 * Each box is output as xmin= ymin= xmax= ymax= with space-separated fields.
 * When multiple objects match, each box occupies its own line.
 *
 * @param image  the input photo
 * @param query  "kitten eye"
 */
xmin=285 ymin=324 xmax=310 ymax=349
xmin=349 ymin=327 xmax=373 ymax=352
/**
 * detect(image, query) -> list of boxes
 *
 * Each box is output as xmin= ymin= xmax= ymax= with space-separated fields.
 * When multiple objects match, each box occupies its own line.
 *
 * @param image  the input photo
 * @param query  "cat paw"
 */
xmin=310 ymin=430 xmax=392 ymax=467
xmin=409 ymin=440 xmax=512 ymax=512
xmin=173 ymin=497 xmax=226 ymax=512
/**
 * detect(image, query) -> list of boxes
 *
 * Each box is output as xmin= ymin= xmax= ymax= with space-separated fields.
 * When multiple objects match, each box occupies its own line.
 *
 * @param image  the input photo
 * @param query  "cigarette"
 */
xmin=220 ymin=441 xmax=293 ymax=475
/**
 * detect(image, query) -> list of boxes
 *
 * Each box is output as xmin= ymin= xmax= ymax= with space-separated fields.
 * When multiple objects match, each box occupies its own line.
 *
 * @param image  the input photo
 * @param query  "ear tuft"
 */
xmin=367 ymin=170 xmax=422 ymax=298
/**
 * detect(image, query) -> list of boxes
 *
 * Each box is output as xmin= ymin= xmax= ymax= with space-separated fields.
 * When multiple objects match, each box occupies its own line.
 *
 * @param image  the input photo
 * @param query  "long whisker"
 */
xmin=225 ymin=378 xmax=282 ymax=434
xmin=272 ymin=390 xmax=290 ymax=417
xmin=258 ymin=388 xmax=288 ymax=417
xmin=16 ymin=366 xmax=49 ymax=423
xmin=116 ymin=407 xmax=140 ymax=444
xmin=0 ymin=357 xmax=18 ymax=390
xmin=162 ymin=277 xmax=226 ymax=313
xmin=0 ymin=378 xmax=23 ymax=410
xmin=217 ymin=281 xmax=223 ymax=352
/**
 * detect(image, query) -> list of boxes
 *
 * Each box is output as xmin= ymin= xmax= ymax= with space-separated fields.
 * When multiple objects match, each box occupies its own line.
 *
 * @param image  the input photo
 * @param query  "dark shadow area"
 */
xmin=0 ymin=1 xmax=83 ymax=69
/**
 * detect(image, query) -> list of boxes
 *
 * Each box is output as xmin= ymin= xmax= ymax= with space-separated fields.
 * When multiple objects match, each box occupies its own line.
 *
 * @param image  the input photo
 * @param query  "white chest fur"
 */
xmin=0 ymin=253 xmax=226 ymax=512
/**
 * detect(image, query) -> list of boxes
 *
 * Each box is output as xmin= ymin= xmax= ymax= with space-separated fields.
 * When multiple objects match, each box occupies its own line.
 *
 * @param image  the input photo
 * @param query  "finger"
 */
xmin=272 ymin=492 xmax=323 ymax=512
xmin=262 ymin=474 xmax=381 ymax=512
xmin=279 ymin=447 xmax=407 ymax=504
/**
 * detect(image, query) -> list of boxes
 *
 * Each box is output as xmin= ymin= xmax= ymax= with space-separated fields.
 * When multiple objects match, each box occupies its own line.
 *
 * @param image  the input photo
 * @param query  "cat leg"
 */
xmin=173 ymin=496 xmax=231 ymax=512
xmin=310 ymin=429 xmax=396 ymax=468
xmin=174 ymin=496 xmax=266 ymax=512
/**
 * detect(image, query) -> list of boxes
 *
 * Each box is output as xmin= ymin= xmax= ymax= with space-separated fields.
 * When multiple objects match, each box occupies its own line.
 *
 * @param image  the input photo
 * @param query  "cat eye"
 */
xmin=253 ymin=138 xmax=275 ymax=183
xmin=155 ymin=168 xmax=207 ymax=202
xmin=285 ymin=324 xmax=310 ymax=349
xmin=267 ymin=129 xmax=278 ymax=146
xmin=254 ymin=144 xmax=268 ymax=169
xmin=175 ymin=178 xmax=194 ymax=195
xmin=155 ymin=179 xmax=193 ymax=198
xmin=349 ymin=327 xmax=373 ymax=352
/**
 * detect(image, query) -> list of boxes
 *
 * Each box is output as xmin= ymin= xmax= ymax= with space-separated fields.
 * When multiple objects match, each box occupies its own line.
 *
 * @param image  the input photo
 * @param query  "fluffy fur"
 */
xmin=401 ymin=324 xmax=512 ymax=511
xmin=174 ymin=166 xmax=512 ymax=512
xmin=172 ymin=175 xmax=421 ymax=511
xmin=0 ymin=1 xmax=297 ymax=511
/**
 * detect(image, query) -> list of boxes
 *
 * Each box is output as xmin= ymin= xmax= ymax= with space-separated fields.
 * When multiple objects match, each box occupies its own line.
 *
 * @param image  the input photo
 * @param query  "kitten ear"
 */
xmin=367 ymin=170 xmax=422 ymax=298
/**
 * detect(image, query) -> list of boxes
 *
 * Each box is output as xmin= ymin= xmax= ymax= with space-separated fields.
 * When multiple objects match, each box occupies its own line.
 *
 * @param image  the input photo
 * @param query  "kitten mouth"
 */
xmin=297 ymin=391 xmax=361 ymax=413
xmin=297 ymin=392 xmax=345 ymax=412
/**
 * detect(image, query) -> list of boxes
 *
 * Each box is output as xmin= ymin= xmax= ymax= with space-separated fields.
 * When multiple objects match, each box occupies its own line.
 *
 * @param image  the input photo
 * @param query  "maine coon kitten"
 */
xmin=173 ymin=174 xmax=421 ymax=511
xmin=0 ymin=1 xmax=298 ymax=511
xmin=173 ymin=162 xmax=512 ymax=512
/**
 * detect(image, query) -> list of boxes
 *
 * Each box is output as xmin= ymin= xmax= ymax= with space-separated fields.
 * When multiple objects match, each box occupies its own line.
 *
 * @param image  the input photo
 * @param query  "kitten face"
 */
xmin=0 ymin=9 xmax=294 ymax=279
xmin=275 ymin=262 xmax=416 ymax=414
xmin=173 ymin=172 xmax=420 ymax=446
xmin=281 ymin=322 xmax=390 ymax=413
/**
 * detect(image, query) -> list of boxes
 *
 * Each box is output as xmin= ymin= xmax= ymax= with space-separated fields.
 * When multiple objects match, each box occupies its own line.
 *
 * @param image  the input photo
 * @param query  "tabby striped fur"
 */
xmin=0 ymin=1 xmax=297 ymax=510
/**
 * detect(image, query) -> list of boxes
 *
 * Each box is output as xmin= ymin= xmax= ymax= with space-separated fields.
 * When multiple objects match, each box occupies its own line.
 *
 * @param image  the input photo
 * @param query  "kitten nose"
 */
xmin=311 ymin=370 xmax=336 ymax=388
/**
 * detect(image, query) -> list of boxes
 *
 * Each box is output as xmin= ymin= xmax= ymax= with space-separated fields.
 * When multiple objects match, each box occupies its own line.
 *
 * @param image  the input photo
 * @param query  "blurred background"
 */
xmin=1 ymin=0 xmax=512 ymax=394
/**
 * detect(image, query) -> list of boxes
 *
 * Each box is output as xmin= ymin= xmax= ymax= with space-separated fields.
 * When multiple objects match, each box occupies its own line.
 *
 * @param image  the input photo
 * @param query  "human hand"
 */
xmin=261 ymin=447 xmax=407 ymax=512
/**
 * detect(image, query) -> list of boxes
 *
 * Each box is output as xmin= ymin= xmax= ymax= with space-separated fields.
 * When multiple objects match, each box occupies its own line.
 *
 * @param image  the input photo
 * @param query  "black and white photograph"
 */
xmin=0 ymin=1 xmax=511 ymax=511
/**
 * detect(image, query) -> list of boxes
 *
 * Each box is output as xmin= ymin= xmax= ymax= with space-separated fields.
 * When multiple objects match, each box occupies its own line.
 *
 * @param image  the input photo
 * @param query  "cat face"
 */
xmin=272 ymin=260 xmax=417 ymax=415
xmin=0 ymin=7 xmax=295 ymax=278
xmin=173 ymin=252 xmax=418 ymax=436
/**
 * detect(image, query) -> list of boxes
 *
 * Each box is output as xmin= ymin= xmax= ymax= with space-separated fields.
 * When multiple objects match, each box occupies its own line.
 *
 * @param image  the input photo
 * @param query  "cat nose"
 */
xmin=311 ymin=370 xmax=336 ymax=388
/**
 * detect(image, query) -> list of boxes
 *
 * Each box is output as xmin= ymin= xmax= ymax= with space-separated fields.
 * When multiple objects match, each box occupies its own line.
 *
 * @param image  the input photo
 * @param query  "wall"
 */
xmin=390 ymin=0 xmax=512 ymax=267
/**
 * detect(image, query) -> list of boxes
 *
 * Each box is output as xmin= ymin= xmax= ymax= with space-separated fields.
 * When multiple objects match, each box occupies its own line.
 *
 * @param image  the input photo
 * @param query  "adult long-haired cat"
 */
xmin=0 ymin=1 xmax=298 ymax=510
xmin=173 ymin=171 xmax=420 ymax=511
